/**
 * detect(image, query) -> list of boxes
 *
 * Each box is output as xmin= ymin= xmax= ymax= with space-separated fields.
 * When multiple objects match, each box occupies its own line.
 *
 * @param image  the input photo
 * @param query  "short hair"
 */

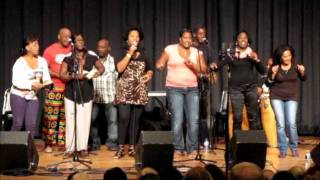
xmin=193 ymin=26 xmax=206 ymax=34
xmin=184 ymin=166 xmax=212 ymax=180
xmin=230 ymin=162 xmax=263 ymax=180
xmin=123 ymin=27 xmax=144 ymax=41
xmin=179 ymin=28 xmax=193 ymax=38
xmin=21 ymin=36 xmax=39 ymax=56
xmin=103 ymin=167 xmax=127 ymax=180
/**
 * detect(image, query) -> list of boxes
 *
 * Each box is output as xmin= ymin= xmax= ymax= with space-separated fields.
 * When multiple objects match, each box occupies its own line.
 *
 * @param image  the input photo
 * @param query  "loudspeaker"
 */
xmin=311 ymin=143 xmax=320 ymax=166
xmin=232 ymin=130 xmax=267 ymax=169
xmin=0 ymin=131 xmax=39 ymax=172
xmin=135 ymin=131 xmax=174 ymax=171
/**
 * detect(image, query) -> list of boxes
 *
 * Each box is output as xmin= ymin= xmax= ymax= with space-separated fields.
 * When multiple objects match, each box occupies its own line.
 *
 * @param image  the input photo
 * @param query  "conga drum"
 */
xmin=260 ymin=87 xmax=277 ymax=147
xmin=228 ymin=98 xmax=249 ymax=139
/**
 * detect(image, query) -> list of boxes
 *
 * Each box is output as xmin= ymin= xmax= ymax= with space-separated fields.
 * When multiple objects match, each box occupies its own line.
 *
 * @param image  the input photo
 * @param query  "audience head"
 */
xmin=103 ymin=167 xmax=127 ymax=180
xmin=158 ymin=166 xmax=183 ymax=180
xmin=272 ymin=171 xmax=296 ymax=180
xmin=184 ymin=166 xmax=212 ymax=180
xmin=262 ymin=169 xmax=275 ymax=180
xmin=230 ymin=162 xmax=263 ymax=180
xmin=289 ymin=166 xmax=305 ymax=180
xmin=67 ymin=171 xmax=89 ymax=180
xmin=205 ymin=163 xmax=226 ymax=180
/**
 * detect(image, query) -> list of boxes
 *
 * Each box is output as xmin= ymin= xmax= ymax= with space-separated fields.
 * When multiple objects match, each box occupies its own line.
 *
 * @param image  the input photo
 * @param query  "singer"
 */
xmin=212 ymin=31 xmax=265 ymax=131
xmin=60 ymin=34 xmax=104 ymax=157
xmin=113 ymin=27 xmax=153 ymax=159
xmin=42 ymin=27 xmax=72 ymax=153
xmin=10 ymin=37 xmax=52 ymax=138
xmin=268 ymin=45 xmax=306 ymax=158
xmin=156 ymin=28 xmax=207 ymax=155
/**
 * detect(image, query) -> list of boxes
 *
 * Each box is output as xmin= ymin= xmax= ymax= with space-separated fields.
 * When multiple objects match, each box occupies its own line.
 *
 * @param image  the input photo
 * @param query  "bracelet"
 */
xmin=126 ymin=53 xmax=132 ymax=58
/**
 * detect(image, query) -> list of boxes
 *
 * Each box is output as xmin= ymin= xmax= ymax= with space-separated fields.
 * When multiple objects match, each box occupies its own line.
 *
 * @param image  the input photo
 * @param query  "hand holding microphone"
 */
xmin=128 ymin=41 xmax=138 ymax=55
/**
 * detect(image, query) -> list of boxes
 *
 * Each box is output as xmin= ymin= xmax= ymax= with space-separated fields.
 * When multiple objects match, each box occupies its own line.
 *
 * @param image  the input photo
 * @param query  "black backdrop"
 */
xmin=0 ymin=0 xmax=319 ymax=135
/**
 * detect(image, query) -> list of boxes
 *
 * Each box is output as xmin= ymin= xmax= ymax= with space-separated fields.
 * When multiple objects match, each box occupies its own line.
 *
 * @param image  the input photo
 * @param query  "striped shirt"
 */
xmin=93 ymin=54 xmax=118 ymax=104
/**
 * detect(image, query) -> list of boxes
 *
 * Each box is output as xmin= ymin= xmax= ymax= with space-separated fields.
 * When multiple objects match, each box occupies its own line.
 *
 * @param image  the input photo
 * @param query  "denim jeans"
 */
xmin=229 ymin=86 xmax=260 ymax=130
xmin=167 ymin=87 xmax=199 ymax=153
xmin=271 ymin=99 xmax=298 ymax=152
xmin=90 ymin=103 xmax=118 ymax=148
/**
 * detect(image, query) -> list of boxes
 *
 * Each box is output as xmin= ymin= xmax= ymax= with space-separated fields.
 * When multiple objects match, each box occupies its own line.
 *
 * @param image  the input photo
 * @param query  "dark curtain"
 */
xmin=0 ymin=0 xmax=319 ymax=135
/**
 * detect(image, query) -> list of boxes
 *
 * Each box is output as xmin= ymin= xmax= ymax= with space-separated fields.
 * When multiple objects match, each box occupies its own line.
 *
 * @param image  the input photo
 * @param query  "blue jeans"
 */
xmin=90 ymin=103 xmax=118 ymax=148
xmin=271 ymin=99 xmax=298 ymax=152
xmin=167 ymin=87 xmax=199 ymax=153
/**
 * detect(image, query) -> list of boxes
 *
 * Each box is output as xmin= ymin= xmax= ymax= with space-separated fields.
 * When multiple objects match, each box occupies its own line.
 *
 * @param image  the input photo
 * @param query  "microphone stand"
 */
xmin=48 ymin=49 xmax=92 ymax=171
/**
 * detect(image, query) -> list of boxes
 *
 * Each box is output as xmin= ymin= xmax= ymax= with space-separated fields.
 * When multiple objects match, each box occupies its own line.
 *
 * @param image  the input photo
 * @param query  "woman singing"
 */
xmin=212 ymin=31 xmax=265 ymax=131
xmin=114 ymin=27 xmax=153 ymax=159
xmin=268 ymin=45 xmax=306 ymax=158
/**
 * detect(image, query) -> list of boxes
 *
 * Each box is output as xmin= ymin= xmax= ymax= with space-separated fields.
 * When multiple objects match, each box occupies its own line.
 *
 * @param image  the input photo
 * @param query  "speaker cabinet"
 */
xmin=135 ymin=131 xmax=174 ymax=171
xmin=232 ymin=130 xmax=267 ymax=169
xmin=0 ymin=131 xmax=39 ymax=172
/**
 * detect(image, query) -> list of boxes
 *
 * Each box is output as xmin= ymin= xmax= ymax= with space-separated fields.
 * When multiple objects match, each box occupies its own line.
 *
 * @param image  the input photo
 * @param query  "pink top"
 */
xmin=43 ymin=43 xmax=71 ymax=88
xmin=165 ymin=44 xmax=199 ymax=88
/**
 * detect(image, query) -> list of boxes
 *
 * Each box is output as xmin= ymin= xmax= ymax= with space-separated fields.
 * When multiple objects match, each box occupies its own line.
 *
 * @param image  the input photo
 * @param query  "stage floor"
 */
xmin=0 ymin=136 xmax=319 ymax=180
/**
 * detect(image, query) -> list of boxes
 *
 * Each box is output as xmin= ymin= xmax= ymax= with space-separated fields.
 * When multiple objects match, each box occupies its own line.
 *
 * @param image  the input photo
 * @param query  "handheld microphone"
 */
xmin=202 ymin=38 xmax=208 ymax=44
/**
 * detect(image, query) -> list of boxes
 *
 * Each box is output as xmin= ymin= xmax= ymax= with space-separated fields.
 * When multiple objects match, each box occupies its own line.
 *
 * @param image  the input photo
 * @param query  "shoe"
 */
xmin=114 ymin=145 xmax=125 ymax=159
xmin=292 ymin=150 xmax=299 ymax=157
xmin=108 ymin=146 xmax=119 ymax=151
xmin=128 ymin=145 xmax=135 ymax=157
xmin=63 ymin=152 xmax=73 ymax=158
xmin=175 ymin=150 xmax=185 ymax=156
xmin=44 ymin=146 xmax=53 ymax=153
xmin=279 ymin=151 xmax=287 ymax=158
xmin=80 ymin=150 xmax=89 ymax=157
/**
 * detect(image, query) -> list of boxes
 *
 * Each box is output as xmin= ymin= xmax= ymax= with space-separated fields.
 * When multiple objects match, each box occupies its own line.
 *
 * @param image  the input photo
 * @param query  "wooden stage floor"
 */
xmin=1 ymin=136 xmax=319 ymax=180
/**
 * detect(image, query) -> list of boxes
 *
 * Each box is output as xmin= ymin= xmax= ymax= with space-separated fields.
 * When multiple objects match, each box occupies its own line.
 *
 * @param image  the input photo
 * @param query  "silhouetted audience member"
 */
xmin=140 ymin=174 xmax=161 ymax=180
xmin=303 ymin=165 xmax=320 ymax=180
xmin=289 ymin=166 xmax=305 ymax=180
xmin=103 ymin=167 xmax=127 ymax=180
xmin=230 ymin=162 xmax=263 ymax=180
xmin=184 ymin=166 xmax=212 ymax=180
xmin=158 ymin=166 xmax=183 ymax=180
xmin=272 ymin=171 xmax=296 ymax=180
xmin=262 ymin=169 xmax=275 ymax=180
xmin=205 ymin=164 xmax=226 ymax=180
xmin=67 ymin=171 xmax=89 ymax=180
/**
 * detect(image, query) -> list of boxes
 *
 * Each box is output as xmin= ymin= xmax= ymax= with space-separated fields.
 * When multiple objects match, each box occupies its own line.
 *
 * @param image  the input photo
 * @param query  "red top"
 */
xmin=43 ymin=43 xmax=71 ymax=88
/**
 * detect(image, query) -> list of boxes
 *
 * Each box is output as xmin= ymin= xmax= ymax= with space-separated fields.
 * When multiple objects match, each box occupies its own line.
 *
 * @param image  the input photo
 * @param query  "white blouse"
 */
xmin=11 ymin=56 xmax=52 ymax=100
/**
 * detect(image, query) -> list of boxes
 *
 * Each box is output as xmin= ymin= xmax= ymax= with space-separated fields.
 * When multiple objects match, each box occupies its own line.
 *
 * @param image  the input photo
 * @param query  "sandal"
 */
xmin=128 ymin=145 xmax=135 ymax=157
xmin=114 ymin=145 xmax=125 ymax=159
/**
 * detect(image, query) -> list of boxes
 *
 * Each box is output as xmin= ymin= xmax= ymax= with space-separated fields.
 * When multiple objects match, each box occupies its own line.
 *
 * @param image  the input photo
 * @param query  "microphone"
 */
xmin=202 ymin=38 xmax=208 ymax=44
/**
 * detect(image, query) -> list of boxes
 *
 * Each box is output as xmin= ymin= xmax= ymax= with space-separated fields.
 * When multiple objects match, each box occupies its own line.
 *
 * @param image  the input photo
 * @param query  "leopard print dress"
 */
xmin=115 ymin=58 xmax=149 ymax=105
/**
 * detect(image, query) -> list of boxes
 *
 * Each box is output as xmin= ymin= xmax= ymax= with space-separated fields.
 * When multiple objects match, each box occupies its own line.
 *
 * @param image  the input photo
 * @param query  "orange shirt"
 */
xmin=43 ymin=43 xmax=71 ymax=88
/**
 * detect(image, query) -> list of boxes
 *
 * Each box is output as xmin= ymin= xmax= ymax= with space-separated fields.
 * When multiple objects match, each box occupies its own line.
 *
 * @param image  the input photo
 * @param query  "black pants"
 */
xmin=117 ymin=104 xmax=144 ymax=145
xmin=229 ymin=86 xmax=260 ymax=130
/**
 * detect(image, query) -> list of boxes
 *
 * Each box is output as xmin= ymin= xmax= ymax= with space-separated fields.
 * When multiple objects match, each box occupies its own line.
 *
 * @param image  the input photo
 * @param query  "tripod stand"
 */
xmin=48 ymin=53 xmax=92 ymax=171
